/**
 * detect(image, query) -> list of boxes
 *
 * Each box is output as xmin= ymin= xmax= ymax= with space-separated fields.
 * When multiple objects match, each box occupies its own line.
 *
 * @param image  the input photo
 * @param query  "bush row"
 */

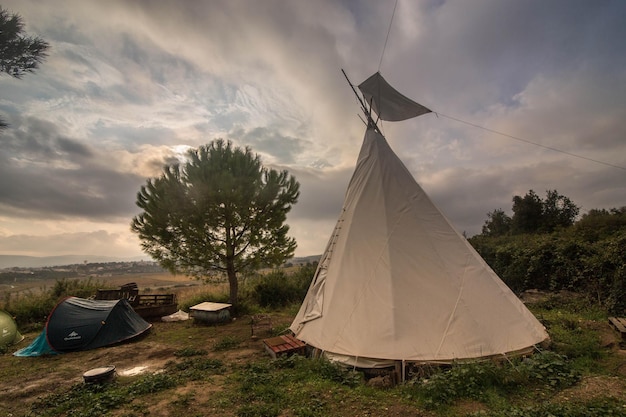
xmin=469 ymin=230 xmax=626 ymax=314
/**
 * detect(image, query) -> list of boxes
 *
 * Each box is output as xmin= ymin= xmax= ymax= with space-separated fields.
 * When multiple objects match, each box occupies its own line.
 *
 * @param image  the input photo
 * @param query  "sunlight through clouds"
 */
xmin=0 ymin=0 xmax=624 ymax=259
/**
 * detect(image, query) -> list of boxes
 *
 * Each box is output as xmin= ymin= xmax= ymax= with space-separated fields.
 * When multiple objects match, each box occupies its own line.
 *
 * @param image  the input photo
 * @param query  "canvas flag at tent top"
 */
xmin=358 ymin=72 xmax=432 ymax=121
xmin=289 ymin=72 xmax=548 ymax=368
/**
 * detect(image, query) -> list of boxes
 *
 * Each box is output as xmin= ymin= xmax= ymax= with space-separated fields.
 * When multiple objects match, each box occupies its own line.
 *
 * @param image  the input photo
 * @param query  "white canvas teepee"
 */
xmin=290 ymin=72 xmax=548 ymax=368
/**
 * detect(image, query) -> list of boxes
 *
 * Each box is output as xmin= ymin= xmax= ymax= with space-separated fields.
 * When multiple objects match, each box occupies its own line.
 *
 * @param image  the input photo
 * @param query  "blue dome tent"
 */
xmin=15 ymin=297 xmax=151 ymax=357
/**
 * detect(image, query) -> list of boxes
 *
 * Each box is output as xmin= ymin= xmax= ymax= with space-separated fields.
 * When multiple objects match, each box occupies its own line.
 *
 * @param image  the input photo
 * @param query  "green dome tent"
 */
xmin=0 ymin=310 xmax=24 ymax=348
xmin=14 ymin=297 xmax=151 ymax=357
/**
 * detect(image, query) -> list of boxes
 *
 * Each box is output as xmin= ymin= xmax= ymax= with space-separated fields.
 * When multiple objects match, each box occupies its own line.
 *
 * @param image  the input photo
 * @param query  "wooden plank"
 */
xmin=609 ymin=317 xmax=626 ymax=334
xmin=264 ymin=336 xmax=287 ymax=347
xmin=609 ymin=317 xmax=626 ymax=349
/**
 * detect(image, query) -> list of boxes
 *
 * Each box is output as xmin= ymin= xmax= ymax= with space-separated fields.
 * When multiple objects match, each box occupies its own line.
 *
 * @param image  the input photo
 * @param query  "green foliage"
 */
xmin=310 ymin=358 xmax=363 ymax=388
xmin=511 ymin=190 xmax=544 ymax=234
xmin=236 ymin=403 xmax=281 ymax=417
xmin=131 ymin=139 xmax=300 ymax=307
xmin=573 ymin=207 xmax=626 ymax=242
xmin=482 ymin=208 xmax=512 ymax=237
xmin=0 ymin=6 xmax=50 ymax=128
xmin=469 ymin=397 xmax=626 ymax=417
xmin=127 ymin=373 xmax=177 ymax=395
xmin=11 ymin=291 xmax=623 ymax=417
xmin=28 ymin=354 xmax=229 ymax=417
xmin=252 ymin=264 xmax=314 ymax=308
xmin=30 ymin=373 xmax=177 ymax=417
xmin=167 ymin=357 xmax=224 ymax=380
xmin=220 ymin=356 xmax=364 ymax=417
xmin=3 ymin=289 xmax=55 ymax=328
xmin=516 ymin=351 xmax=581 ymax=388
xmin=469 ymin=207 xmax=626 ymax=315
xmin=509 ymin=189 xmax=579 ymax=235
xmin=404 ymin=351 xmax=579 ymax=410
xmin=51 ymin=277 xmax=108 ymax=299
xmin=213 ymin=335 xmax=242 ymax=351
xmin=2 ymin=278 xmax=109 ymax=328
xmin=177 ymin=288 xmax=230 ymax=312
xmin=0 ymin=7 xmax=49 ymax=78
xmin=529 ymin=294 xmax=608 ymax=372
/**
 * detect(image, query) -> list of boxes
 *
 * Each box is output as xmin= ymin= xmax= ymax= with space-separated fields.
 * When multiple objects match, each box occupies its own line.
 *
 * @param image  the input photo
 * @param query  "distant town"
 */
xmin=0 ymin=261 xmax=166 ymax=285
xmin=0 ymin=256 xmax=320 ymax=286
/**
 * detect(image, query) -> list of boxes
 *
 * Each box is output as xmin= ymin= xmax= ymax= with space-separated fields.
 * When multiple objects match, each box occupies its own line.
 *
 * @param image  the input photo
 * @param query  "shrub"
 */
xmin=404 ymin=351 xmax=579 ymax=409
xmin=4 ymin=278 xmax=110 ymax=328
xmin=4 ymin=290 xmax=55 ymax=328
xmin=177 ymin=288 xmax=230 ymax=312
xmin=470 ymin=397 xmax=626 ymax=417
xmin=469 ymin=228 xmax=626 ymax=315
xmin=51 ymin=277 xmax=107 ymax=299
xmin=252 ymin=265 xmax=315 ymax=308
xmin=213 ymin=336 xmax=241 ymax=351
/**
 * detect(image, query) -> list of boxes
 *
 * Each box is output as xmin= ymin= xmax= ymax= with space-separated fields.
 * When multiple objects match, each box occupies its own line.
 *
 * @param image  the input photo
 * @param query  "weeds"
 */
xmin=28 ymin=362 xmax=199 ymax=416
xmin=216 ymin=355 xmax=366 ymax=417
xmin=213 ymin=335 xmax=242 ymax=351
xmin=5 ymin=283 xmax=624 ymax=417
xmin=529 ymin=294 xmax=610 ymax=373
xmin=2 ymin=277 xmax=110 ymax=328
xmin=403 ymin=351 xmax=580 ymax=409
xmin=167 ymin=357 xmax=224 ymax=380
xmin=470 ymin=397 xmax=626 ymax=416
xmin=250 ymin=266 xmax=314 ymax=308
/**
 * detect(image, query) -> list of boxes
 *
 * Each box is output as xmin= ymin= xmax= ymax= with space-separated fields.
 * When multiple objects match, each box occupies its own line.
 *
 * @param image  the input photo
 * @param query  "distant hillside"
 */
xmin=0 ymin=255 xmax=149 ymax=269
xmin=0 ymin=254 xmax=321 ymax=270
xmin=290 ymin=255 xmax=321 ymax=265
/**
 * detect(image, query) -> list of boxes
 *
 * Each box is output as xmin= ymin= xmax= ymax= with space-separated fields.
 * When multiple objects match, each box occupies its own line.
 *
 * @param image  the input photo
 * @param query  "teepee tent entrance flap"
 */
xmin=290 ymin=76 xmax=548 ymax=366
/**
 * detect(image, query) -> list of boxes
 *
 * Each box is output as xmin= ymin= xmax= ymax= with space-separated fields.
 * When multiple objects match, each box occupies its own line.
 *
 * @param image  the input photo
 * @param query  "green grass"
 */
xmin=213 ymin=335 xmax=243 ymax=351
xmin=527 ymin=293 xmax=614 ymax=374
xmin=400 ymin=351 xmax=580 ymax=411
xmin=3 ymin=285 xmax=625 ymax=417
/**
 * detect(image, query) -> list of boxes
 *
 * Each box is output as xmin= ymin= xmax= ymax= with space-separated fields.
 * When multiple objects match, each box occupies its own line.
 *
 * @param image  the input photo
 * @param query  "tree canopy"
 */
xmin=480 ymin=189 xmax=579 ymax=237
xmin=131 ymin=139 xmax=300 ymax=307
xmin=0 ymin=6 xmax=49 ymax=128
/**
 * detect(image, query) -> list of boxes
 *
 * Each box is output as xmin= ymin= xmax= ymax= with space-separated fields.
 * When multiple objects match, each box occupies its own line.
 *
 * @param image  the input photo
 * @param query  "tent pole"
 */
xmin=341 ymin=69 xmax=377 ymax=129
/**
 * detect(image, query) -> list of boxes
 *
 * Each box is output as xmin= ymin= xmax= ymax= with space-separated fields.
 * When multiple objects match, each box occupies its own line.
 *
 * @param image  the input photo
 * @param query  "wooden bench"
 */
xmin=608 ymin=317 xmax=626 ymax=348
xmin=262 ymin=334 xmax=306 ymax=359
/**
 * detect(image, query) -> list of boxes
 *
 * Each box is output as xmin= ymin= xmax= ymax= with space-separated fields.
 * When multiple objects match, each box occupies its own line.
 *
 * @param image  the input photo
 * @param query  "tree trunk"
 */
xmin=227 ymin=261 xmax=238 ymax=308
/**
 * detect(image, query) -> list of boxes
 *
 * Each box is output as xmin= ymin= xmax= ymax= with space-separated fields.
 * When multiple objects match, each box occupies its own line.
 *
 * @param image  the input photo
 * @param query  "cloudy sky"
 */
xmin=1 ymin=0 xmax=625 ymax=260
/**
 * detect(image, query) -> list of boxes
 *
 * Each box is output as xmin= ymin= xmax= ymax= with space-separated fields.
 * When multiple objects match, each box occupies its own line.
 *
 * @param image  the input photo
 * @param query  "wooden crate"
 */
xmin=263 ymin=334 xmax=306 ymax=359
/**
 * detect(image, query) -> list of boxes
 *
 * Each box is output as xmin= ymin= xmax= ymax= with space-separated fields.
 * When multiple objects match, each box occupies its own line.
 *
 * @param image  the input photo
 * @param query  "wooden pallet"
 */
xmin=263 ymin=334 xmax=306 ymax=359
xmin=608 ymin=317 xmax=626 ymax=347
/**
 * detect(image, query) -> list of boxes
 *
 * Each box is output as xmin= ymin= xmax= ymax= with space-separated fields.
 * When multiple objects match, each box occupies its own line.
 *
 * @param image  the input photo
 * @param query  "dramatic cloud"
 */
xmin=0 ymin=0 xmax=624 ymax=259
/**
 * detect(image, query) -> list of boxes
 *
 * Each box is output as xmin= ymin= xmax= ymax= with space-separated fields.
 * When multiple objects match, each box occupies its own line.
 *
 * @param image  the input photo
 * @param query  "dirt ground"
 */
xmin=3 ymin=317 xmax=626 ymax=417
xmin=0 ymin=312 xmax=280 ymax=416
xmin=2 ymin=284 xmax=626 ymax=416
